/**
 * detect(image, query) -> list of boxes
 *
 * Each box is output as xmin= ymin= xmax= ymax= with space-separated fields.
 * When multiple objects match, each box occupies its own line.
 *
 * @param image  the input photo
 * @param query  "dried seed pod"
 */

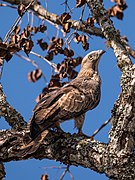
xmin=86 ymin=17 xmax=94 ymax=27
xmin=108 ymin=1 xmax=127 ymax=20
xmin=62 ymin=22 xmax=71 ymax=33
xmin=13 ymin=26 xmax=21 ymax=35
xmin=45 ymin=51 xmax=54 ymax=61
xmin=64 ymin=47 xmax=74 ymax=57
xmin=41 ymin=174 xmax=49 ymax=180
xmin=74 ymin=33 xmax=81 ymax=43
xmin=82 ymin=42 xmax=89 ymax=51
xmin=18 ymin=3 xmax=25 ymax=17
xmin=38 ymin=25 xmax=47 ymax=33
xmin=76 ymin=0 xmax=86 ymax=8
xmin=28 ymin=69 xmax=42 ymax=82
xmin=5 ymin=51 xmax=13 ymax=62
xmin=23 ymin=39 xmax=34 ymax=55
xmin=70 ymin=56 xmax=82 ymax=67
xmin=37 ymin=39 xmax=48 ymax=51
xmin=57 ymin=38 xmax=63 ymax=47
xmin=60 ymin=13 xmax=71 ymax=23
xmin=48 ymin=74 xmax=62 ymax=88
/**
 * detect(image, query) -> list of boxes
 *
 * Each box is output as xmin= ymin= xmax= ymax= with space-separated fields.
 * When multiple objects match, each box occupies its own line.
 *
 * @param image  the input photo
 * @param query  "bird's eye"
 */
xmin=88 ymin=55 xmax=93 ymax=60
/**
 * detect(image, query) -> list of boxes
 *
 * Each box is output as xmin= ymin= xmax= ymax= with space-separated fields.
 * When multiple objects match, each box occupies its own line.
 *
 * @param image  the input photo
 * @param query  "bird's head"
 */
xmin=81 ymin=50 xmax=105 ymax=72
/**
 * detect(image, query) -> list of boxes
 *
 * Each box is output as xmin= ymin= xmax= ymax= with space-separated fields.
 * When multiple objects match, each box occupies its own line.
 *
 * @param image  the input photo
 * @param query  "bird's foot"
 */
xmin=53 ymin=126 xmax=65 ymax=134
xmin=75 ymin=131 xmax=89 ymax=138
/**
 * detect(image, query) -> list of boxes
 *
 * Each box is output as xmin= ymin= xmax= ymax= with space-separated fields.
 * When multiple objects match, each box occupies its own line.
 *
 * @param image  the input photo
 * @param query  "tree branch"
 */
xmin=0 ymin=128 xmax=107 ymax=173
xmin=84 ymin=1 xmax=135 ymax=178
xmin=0 ymin=127 xmax=135 ymax=179
xmin=86 ymin=0 xmax=132 ymax=70
xmin=0 ymin=1 xmax=135 ymax=179
xmin=0 ymin=162 xmax=5 ymax=179
xmin=2 ymin=0 xmax=135 ymax=60
xmin=2 ymin=0 xmax=104 ymax=38
xmin=0 ymin=84 xmax=27 ymax=130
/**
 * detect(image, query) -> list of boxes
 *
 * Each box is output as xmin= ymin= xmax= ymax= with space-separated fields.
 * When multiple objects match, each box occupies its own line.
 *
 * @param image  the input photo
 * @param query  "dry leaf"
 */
xmin=76 ymin=0 xmax=86 ymax=8
xmin=62 ymin=22 xmax=71 ymax=33
xmin=18 ymin=4 xmax=25 ymax=17
xmin=60 ymin=13 xmax=71 ymax=23
xmin=28 ymin=69 xmax=42 ymax=82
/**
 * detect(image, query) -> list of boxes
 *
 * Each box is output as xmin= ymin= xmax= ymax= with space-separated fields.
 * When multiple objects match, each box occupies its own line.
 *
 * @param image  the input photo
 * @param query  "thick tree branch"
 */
xmin=0 ymin=84 xmax=26 ymax=130
xmin=0 ymin=1 xmax=134 ymax=179
xmin=0 ymin=127 xmax=135 ymax=179
xmin=85 ymin=1 xmax=135 ymax=178
xmin=0 ymin=129 xmax=107 ymax=173
xmin=106 ymin=64 xmax=135 ymax=179
xmin=109 ymin=65 xmax=135 ymax=151
xmin=2 ymin=0 xmax=104 ymax=38
xmin=0 ymin=162 xmax=5 ymax=179
xmin=86 ymin=0 xmax=132 ymax=70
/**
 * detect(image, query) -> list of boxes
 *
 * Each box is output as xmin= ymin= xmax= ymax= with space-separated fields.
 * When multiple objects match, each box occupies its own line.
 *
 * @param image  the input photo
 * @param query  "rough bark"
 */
xmin=0 ymin=0 xmax=135 ymax=179
xmin=0 ymin=84 xmax=27 ymax=130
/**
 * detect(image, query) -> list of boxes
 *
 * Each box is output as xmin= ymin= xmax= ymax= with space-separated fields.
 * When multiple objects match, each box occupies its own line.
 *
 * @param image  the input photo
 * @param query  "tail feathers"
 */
xmin=30 ymin=120 xmax=41 ymax=139
xmin=30 ymin=119 xmax=56 ymax=140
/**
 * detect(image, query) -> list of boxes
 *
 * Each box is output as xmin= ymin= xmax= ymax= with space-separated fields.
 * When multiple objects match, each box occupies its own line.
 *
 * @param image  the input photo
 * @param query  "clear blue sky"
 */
xmin=0 ymin=1 xmax=135 ymax=179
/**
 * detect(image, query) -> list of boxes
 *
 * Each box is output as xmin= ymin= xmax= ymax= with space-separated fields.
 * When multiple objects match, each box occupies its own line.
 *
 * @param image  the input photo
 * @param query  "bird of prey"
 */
xmin=30 ymin=50 xmax=105 ymax=139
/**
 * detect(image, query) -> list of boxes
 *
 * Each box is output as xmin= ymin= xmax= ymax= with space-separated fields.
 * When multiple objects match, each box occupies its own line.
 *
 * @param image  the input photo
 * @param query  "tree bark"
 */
xmin=0 ymin=0 xmax=135 ymax=179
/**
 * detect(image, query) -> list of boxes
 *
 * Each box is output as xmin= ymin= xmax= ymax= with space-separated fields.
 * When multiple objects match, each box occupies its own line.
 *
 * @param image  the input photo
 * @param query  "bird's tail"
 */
xmin=30 ymin=119 xmax=54 ymax=140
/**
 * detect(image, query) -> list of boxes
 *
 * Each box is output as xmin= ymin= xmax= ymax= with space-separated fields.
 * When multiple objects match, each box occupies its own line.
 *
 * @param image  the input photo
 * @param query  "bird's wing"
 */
xmin=58 ymin=87 xmax=85 ymax=113
xmin=33 ymin=85 xmax=86 ymax=124
xmin=33 ymin=88 xmax=61 ymax=112
xmin=30 ymin=84 xmax=86 ymax=139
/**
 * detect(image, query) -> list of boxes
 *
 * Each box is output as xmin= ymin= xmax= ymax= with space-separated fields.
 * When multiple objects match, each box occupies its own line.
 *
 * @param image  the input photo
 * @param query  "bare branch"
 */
xmin=0 ymin=2 xmax=17 ymax=9
xmin=2 ymin=0 xmax=135 ymax=61
xmin=0 ymin=128 xmax=107 ymax=172
xmin=2 ymin=0 xmax=104 ymax=38
xmin=91 ymin=118 xmax=111 ymax=138
xmin=120 ymin=36 xmax=135 ymax=59
xmin=15 ymin=53 xmax=39 ymax=69
xmin=30 ymin=51 xmax=58 ymax=72
xmin=60 ymin=165 xmax=74 ymax=180
xmin=4 ymin=0 xmax=36 ymax=42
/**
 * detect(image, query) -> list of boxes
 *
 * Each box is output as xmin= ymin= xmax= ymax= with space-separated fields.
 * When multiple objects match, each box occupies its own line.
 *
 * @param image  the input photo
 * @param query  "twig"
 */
xmin=0 ymin=65 xmax=4 ymax=80
xmin=60 ymin=165 xmax=74 ymax=180
xmin=4 ymin=0 xmax=36 ymax=42
xmin=45 ymin=19 xmax=65 ymax=37
xmin=43 ymin=166 xmax=66 ymax=170
xmin=30 ymin=51 xmax=58 ymax=72
xmin=0 ymin=2 xmax=17 ymax=9
xmin=15 ymin=53 xmax=39 ymax=69
xmin=30 ymin=11 xmax=34 ymax=27
xmin=42 ymin=165 xmax=74 ymax=180
xmin=79 ymin=3 xmax=86 ymax=22
xmin=61 ymin=0 xmax=72 ymax=13
xmin=64 ymin=31 xmax=76 ymax=46
xmin=91 ymin=118 xmax=111 ymax=138
xmin=15 ymin=53 xmax=48 ymax=83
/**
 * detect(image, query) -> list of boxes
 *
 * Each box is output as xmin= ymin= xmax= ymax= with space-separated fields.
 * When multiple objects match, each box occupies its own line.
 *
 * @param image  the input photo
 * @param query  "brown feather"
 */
xmin=30 ymin=50 xmax=105 ymax=139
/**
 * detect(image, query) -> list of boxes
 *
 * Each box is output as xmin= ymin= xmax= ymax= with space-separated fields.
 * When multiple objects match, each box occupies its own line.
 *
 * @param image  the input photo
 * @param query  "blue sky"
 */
xmin=0 ymin=1 xmax=135 ymax=179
